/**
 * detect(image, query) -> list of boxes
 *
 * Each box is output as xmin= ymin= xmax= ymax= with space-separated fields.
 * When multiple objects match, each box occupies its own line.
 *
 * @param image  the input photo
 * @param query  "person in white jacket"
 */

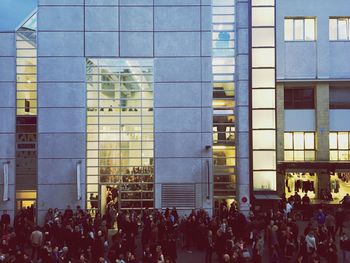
xmin=305 ymin=230 xmax=317 ymax=255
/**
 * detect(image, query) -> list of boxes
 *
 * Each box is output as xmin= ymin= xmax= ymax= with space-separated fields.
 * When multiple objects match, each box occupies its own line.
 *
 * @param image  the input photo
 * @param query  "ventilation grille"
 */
xmin=161 ymin=184 xmax=195 ymax=208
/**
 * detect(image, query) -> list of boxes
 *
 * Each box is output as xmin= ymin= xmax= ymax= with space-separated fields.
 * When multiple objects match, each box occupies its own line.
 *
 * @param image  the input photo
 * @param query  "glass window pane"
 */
xmin=253 ymin=130 xmax=276 ymax=149
xmin=252 ymin=7 xmax=275 ymax=27
xmin=253 ymin=28 xmax=275 ymax=47
xmin=284 ymin=151 xmax=293 ymax=161
xmin=252 ymin=110 xmax=276 ymax=129
xmin=212 ymin=6 xmax=234 ymax=15
xmin=252 ymin=0 xmax=275 ymax=6
xmin=293 ymin=132 xmax=304 ymax=149
xmin=304 ymin=133 xmax=315 ymax=149
xmin=252 ymin=89 xmax=275 ymax=108
xmin=253 ymin=151 xmax=276 ymax=170
xmin=284 ymin=19 xmax=294 ymax=41
xmin=329 ymin=19 xmax=338 ymax=40
xmin=294 ymin=151 xmax=304 ymax=161
xmin=284 ymin=133 xmax=293 ymax=149
xmin=253 ymin=171 xmax=276 ymax=191
xmin=329 ymin=133 xmax=338 ymax=149
xmin=305 ymin=151 xmax=315 ymax=161
xmin=330 ymin=150 xmax=338 ymax=161
xmin=294 ymin=19 xmax=304 ymax=40
xmin=338 ymin=132 xmax=349 ymax=149
xmin=339 ymin=151 xmax=349 ymax=160
xmin=338 ymin=19 xmax=348 ymax=40
xmin=213 ymin=0 xmax=233 ymax=6
xmin=252 ymin=48 xmax=275 ymax=68
xmin=305 ymin=19 xmax=315 ymax=41
xmin=252 ymin=69 xmax=275 ymax=88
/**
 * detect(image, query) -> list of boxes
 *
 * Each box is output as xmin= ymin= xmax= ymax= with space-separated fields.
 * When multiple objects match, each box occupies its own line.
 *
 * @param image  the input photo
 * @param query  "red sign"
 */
xmin=242 ymin=197 xmax=248 ymax=203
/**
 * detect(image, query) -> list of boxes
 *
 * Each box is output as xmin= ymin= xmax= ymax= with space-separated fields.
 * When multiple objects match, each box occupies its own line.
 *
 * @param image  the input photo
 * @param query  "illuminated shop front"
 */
xmin=86 ymin=59 xmax=154 ymax=213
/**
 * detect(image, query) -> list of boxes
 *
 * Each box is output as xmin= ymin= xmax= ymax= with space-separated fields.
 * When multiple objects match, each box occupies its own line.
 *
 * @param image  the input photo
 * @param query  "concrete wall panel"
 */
xmin=154 ymin=83 xmax=201 ymax=107
xmin=284 ymin=110 xmax=316 ymax=131
xmin=154 ymin=58 xmax=201 ymax=82
xmin=155 ymin=133 xmax=202 ymax=158
xmin=120 ymin=32 xmax=153 ymax=57
xmin=85 ymin=7 xmax=118 ymax=31
xmin=155 ymin=108 xmax=201 ymax=132
xmin=155 ymin=32 xmax=200 ymax=57
xmin=38 ymin=6 xmax=83 ymax=31
xmin=38 ymin=83 xmax=85 ymax=108
xmin=120 ymin=7 xmax=153 ymax=31
xmin=38 ymin=108 xmax=85 ymax=133
xmin=38 ymin=133 xmax=85 ymax=159
xmin=155 ymin=7 xmax=200 ymax=31
xmin=85 ymin=32 xmax=119 ymax=57
xmin=38 ymin=57 xmax=85 ymax=82
xmin=38 ymin=32 xmax=84 ymax=56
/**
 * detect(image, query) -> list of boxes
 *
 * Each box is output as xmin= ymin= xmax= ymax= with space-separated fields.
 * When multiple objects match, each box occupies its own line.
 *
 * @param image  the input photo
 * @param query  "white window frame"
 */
xmin=284 ymin=17 xmax=316 ymax=41
xmin=329 ymin=17 xmax=350 ymax=41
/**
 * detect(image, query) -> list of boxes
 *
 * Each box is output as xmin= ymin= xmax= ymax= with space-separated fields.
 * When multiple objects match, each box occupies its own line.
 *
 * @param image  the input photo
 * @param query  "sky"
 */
xmin=0 ymin=0 xmax=37 ymax=31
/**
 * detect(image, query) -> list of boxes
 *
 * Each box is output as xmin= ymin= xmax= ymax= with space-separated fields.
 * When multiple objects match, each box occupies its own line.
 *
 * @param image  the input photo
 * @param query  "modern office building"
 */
xmin=0 ymin=0 xmax=350 ymax=223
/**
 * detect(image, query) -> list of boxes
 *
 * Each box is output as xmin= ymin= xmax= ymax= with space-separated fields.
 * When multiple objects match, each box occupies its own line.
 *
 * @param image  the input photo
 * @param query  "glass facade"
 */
xmin=212 ymin=0 xmax=236 ymax=203
xmin=15 ymin=12 xmax=38 ymax=211
xmin=86 ymin=59 xmax=154 ymax=213
xmin=251 ymin=0 xmax=277 ymax=191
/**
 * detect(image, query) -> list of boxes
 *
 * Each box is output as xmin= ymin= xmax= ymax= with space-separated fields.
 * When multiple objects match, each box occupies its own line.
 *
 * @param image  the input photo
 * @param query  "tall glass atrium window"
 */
xmin=212 ymin=0 xmax=236 ymax=208
xmin=15 ymin=12 xmax=37 ymax=212
xmin=251 ymin=0 xmax=277 ymax=191
xmin=86 ymin=59 xmax=154 ymax=214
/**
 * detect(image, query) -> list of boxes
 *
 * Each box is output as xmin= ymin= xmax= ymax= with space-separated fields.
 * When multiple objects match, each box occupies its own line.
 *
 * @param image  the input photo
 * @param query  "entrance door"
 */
xmin=100 ymin=184 xmax=120 ymax=215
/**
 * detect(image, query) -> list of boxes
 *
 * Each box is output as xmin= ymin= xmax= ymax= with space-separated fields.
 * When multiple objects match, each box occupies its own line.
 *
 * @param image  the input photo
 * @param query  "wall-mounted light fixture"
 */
xmin=77 ymin=161 xmax=82 ymax=201
xmin=2 ymin=161 xmax=10 ymax=201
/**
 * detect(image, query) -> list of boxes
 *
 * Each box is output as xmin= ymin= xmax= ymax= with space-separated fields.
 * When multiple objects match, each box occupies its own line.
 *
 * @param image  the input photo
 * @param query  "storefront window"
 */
xmin=285 ymin=173 xmax=317 ymax=199
xmin=330 ymin=173 xmax=350 ymax=201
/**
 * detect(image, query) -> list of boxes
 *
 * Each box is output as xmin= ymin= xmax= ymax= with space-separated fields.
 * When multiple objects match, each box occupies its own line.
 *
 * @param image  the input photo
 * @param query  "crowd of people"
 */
xmin=0 ymin=197 xmax=348 ymax=263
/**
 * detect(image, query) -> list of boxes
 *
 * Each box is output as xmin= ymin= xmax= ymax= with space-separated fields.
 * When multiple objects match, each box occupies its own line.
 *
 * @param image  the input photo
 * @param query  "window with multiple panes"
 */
xmin=251 ymin=0 xmax=277 ymax=191
xmin=285 ymin=17 xmax=316 ymax=41
xmin=212 ymin=0 xmax=236 ymax=199
xmin=284 ymin=87 xmax=315 ymax=109
xmin=284 ymin=132 xmax=315 ymax=161
xmin=330 ymin=17 xmax=350 ymax=40
xmin=330 ymin=132 xmax=350 ymax=160
xmin=329 ymin=86 xmax=350 ymax=109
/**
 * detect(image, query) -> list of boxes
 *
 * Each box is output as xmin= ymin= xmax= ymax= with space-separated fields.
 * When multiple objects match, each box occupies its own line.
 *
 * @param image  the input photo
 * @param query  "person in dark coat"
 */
xmin=92 ymin=230 xmax=105 ymax=262
xmin=165 ymin=236 xmax=177 ymax=263
xmin=335 ymin=207 xmax=345 ymax=236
